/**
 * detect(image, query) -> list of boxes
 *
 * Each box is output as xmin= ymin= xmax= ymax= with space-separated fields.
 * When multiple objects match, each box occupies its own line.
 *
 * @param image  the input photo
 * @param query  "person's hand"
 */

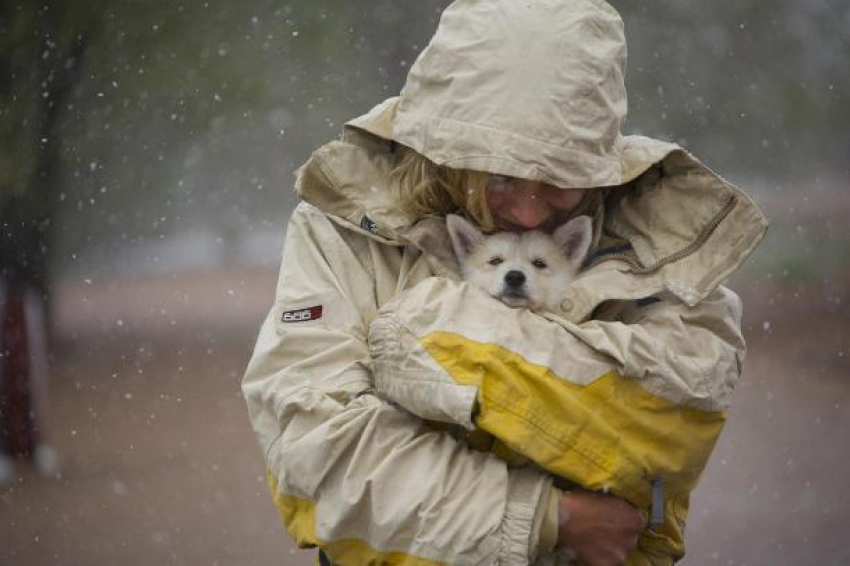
xmin=556 ymin=490 xmax=645 ymax=565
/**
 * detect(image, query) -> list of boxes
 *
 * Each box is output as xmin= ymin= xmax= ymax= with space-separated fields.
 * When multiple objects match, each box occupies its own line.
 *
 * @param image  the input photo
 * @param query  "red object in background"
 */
xmin=0 ymin=285 xmax=45 ymax=459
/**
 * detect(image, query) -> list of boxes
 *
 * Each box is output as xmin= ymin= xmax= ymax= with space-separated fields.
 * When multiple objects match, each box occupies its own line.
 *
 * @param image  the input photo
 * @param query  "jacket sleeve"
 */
xmin=241 ymin=203 xmax=554 ymax=566
xmin=368 ymin=277 xmax=747 ymax=563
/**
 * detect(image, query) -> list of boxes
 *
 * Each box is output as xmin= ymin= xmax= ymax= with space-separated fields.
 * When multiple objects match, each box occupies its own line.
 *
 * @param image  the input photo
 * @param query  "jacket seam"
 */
xmin=404 ymin=111 xmax=620 ymax=154
xmin=481 ymin=384 xmax=638 ymax=494
xmin=265 ymin=377 xmax=373 ymax=464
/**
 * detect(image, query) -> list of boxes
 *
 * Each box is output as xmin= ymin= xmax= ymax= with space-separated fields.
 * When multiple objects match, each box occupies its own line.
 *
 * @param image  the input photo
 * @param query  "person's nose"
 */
xmin=510 ymin=187 xmax=551 ymax=229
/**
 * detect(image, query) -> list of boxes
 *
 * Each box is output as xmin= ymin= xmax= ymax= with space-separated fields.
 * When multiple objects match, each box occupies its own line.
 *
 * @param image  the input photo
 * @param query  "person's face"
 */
xmin=486 ymin=175 xmax=584 ymax=232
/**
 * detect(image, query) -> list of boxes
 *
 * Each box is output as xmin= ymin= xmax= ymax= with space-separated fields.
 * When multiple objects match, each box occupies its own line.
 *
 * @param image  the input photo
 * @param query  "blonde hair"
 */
xmin=391 ymin=145 xmax=496 ymax=232
xmin=391 ymin=145 xmax=607 ymax=235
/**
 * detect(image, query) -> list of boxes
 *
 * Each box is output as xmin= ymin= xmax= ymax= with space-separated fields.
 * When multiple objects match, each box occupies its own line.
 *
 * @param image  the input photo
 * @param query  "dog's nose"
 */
xmin=505 ymin=270 xmax=526 ymax=288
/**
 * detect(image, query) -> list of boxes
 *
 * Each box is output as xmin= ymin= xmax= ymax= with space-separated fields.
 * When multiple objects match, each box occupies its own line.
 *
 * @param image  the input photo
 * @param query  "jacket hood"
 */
xmin=295 ymin=0 xmax=768 ymax=306
xmin=348 ymin=0 xmax=662 ymax=189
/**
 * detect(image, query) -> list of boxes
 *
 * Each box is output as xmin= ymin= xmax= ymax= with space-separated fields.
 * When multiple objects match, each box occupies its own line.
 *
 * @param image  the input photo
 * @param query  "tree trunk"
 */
xmin=0 ymin=23 xmax=88 ymax=470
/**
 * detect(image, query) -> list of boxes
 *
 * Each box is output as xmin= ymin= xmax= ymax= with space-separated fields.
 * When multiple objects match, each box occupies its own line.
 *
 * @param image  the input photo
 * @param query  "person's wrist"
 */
xmin=556 ymin=492 xmax=581 ymax=561
xmin=557 ymin=491 xmax=576 ymax=546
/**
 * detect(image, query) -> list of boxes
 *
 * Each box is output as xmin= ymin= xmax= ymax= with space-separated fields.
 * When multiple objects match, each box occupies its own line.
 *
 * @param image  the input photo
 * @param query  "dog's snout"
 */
xmin=504 ymin=270 xmax=526 ymax=288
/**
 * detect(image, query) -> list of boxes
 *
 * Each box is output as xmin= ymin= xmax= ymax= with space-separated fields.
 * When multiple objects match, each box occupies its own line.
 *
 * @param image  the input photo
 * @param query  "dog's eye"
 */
xmin=532 ymin=259 xmax=548 ymax=269
xmin=488 ymin=257 xmax=504 ymax=266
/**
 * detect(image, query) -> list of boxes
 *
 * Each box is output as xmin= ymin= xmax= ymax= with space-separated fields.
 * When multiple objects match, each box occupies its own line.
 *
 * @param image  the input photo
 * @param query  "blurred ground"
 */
xmin=687 ymin=275 xmax=850 ymax=564
xmin=1 ymin=263 xmax=849 ymax=565
xmin=0 ymin=268 xmax=317 ymax=566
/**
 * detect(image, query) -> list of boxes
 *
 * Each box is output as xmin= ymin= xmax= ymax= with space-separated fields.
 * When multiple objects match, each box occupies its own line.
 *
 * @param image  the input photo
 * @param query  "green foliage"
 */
xmin=0 ymin=4 xmax=43 ymax=202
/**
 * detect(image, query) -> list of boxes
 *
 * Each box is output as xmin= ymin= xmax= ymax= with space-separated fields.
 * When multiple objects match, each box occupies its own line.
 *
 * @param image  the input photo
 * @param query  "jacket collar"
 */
xmin=296 ymin=116 xmax=767 ymax=310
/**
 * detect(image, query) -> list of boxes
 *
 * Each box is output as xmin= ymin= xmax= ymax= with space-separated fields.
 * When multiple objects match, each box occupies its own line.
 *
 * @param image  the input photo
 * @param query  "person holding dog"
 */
xmin=242 ymin=1 xmax=767 ymax=564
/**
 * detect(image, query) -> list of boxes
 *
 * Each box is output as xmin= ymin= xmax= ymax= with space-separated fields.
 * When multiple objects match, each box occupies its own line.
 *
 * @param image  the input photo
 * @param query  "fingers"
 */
xmin=612 ymin=494 xmax=646 ymax=532
xmin=557 ymin=490 xmax=645 ymax=565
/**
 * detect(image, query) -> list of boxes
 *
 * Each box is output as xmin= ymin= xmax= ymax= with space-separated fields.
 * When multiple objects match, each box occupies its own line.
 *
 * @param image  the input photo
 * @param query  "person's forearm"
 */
xmin=243 ymin=205 xmax=554 ymax=564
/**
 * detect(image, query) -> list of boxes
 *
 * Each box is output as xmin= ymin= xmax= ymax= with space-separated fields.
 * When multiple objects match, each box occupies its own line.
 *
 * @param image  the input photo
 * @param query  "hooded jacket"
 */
xmin=242 ymin=1 xmax=768 ymax=564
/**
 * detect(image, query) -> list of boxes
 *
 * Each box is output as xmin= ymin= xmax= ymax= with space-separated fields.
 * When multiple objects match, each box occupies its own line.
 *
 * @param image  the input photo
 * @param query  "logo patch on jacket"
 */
xmin=280 ymin=305 xmax=323 ymax=323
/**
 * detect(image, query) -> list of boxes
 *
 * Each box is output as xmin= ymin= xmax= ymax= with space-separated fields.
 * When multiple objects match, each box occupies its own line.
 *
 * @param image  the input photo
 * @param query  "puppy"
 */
xmin=446 ymin=214 xmax=592 ymax=312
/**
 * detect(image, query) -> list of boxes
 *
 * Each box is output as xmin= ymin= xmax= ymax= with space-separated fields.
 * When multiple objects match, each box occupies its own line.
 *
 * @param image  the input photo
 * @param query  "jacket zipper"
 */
xmin=585 ymin=193 xmax=738 ymax=275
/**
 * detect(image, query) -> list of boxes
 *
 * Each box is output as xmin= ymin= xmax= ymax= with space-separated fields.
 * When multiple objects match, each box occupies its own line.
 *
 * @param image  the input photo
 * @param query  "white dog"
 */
xmin=446 ymin=214 xmax=592 ymax=312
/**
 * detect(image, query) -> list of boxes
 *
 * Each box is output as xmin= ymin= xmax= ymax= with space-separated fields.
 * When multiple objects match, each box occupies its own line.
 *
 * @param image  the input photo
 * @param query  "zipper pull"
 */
xmin=649 ymin=476 xmax=664 ymax=530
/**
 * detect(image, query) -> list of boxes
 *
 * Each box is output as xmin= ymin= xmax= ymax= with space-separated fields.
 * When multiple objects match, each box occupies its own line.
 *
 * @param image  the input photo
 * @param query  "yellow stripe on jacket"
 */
xmin=421 ymin=331 xmax=728 ymax=562
xmin=267 ymin=470 xmax=449 ymax=566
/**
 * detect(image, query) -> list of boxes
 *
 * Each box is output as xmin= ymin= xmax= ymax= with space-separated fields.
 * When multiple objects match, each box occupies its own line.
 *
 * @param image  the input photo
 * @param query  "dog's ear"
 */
xmin=446 ymin=214 xmax=484 ymax=263
xmin=553 ymin=215 xmax=593 ymax=266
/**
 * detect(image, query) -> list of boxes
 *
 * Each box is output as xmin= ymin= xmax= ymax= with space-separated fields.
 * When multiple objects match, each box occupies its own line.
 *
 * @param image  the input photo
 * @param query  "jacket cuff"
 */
xmin=532 ymin=486 xmax=561 ymax=561
xmin=369 ymin=310 xmax=478 ymax=429
xmin=500 ymin=466 xmax=552 ymax=565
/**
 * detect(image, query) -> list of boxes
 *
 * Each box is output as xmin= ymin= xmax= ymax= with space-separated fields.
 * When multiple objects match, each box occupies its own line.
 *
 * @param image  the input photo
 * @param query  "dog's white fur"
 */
xmin=446 ymin=214 xmax=593 ymax=312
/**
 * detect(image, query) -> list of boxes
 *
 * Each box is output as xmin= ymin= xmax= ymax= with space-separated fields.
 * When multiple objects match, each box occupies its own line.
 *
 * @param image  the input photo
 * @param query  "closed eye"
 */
xmin=489 ymin=257 xmax=504 ymax=266
xmin=488 ymin=175 xmax=511 ymax=187
xmin=532 ymin=259 xmax=547 ymax=269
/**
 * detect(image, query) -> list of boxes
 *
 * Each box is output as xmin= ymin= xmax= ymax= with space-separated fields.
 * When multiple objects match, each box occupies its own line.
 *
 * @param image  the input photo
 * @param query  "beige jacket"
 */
xmin=242 ymin=1 xmax=767 ymax=564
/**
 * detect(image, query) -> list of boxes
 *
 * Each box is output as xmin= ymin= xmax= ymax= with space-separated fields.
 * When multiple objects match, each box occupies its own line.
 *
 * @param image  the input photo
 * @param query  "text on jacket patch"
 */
xmin=281 ymin=305 xmax=323 ymax=323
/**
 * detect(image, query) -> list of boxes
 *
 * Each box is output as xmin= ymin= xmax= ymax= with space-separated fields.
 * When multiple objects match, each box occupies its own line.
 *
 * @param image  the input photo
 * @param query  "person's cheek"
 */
xmin=486 ymin=188 xmax=510 ymax=214
xmin=551 ymin=190 xmax=583 ymax=210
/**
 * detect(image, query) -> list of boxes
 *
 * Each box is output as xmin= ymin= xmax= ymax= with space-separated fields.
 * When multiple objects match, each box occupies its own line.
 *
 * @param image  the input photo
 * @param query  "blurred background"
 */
xmin=1 ymin=1 xmax=848 ymax=564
